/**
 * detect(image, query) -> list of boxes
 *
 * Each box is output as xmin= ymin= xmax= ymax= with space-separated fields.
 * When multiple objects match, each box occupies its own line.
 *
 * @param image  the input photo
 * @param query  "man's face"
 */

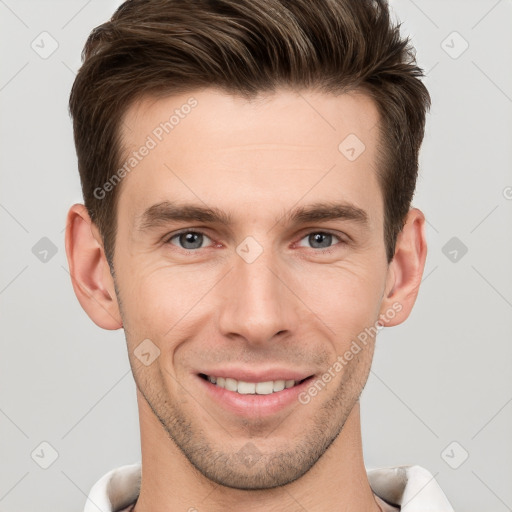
xmin=113 ymin=88 xmax=392 ymax=489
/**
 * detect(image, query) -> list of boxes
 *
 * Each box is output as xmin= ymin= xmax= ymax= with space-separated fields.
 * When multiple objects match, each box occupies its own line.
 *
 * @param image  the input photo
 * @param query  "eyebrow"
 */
xmin=135 ymin=200 xmax=369 ymax=232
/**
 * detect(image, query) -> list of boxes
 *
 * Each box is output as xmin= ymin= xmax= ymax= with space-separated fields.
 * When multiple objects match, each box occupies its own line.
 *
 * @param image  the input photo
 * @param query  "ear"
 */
xmin=378 ymin=208 xmax=427 ymax=327
xmin=64 ymin=203 xmax=122 ymax=329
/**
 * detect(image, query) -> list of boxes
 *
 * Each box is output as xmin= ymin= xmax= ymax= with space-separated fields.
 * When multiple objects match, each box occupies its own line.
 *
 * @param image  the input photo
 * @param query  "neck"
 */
xmin=133 ymin=389 xmax=381 ymax=512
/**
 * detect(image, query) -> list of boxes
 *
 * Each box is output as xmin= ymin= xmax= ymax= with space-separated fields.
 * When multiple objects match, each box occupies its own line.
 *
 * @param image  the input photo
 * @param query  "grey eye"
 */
xmin=169 ymin=232 xmax=211 ymax=250
xmin=298 ymin=232 xmax=340 ymax=249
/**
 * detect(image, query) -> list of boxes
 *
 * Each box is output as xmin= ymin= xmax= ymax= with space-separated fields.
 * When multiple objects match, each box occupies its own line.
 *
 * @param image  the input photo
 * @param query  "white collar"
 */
xmin=84 ymin=462 xmax=454 ymax=512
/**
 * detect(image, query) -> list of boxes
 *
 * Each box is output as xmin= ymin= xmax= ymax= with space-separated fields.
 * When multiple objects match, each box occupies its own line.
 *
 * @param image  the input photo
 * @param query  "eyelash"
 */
xmin=164 ymin=229 xmax=347 ymax=254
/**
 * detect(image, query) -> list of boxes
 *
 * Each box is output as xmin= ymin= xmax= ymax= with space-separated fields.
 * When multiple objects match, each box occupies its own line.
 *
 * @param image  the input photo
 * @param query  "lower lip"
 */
xmin=197 ymin=375 xmax=314 ymax=417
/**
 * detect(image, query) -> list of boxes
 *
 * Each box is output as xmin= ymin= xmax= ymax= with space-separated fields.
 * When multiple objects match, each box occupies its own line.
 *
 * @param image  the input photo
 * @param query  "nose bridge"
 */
xmin=218 ymin=242 xmax=297 ymax=343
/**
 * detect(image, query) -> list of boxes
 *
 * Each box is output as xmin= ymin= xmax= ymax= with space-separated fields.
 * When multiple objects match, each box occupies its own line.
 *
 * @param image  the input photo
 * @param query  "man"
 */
xmin=65 ymin=0 xmax=454 ymax=510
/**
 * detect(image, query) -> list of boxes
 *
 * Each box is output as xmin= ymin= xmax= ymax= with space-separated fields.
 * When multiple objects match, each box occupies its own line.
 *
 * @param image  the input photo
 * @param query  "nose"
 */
xmin=217 ymin=245 xmax=299 ymax=346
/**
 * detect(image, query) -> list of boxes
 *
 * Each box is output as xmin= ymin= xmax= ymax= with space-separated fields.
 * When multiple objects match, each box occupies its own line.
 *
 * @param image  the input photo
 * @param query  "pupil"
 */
xmin=310 ymin=233 xmax=331 ymax=248
xmin=181 ymin=232 xmax=202 ymax=249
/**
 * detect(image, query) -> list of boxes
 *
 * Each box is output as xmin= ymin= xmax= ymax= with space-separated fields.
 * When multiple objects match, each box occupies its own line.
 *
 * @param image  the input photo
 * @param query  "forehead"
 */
xmin=117 ymin=87 xmax=382 ymax=226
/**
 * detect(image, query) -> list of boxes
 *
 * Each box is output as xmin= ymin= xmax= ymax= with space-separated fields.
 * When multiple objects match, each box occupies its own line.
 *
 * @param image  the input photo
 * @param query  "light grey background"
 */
xmin=0 ymin=0 xmax=511 ymax=511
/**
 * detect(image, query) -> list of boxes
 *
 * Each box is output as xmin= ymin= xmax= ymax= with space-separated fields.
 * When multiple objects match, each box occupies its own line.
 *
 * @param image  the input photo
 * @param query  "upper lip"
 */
xmin=198 ymin=368 xmax=314 ymax=383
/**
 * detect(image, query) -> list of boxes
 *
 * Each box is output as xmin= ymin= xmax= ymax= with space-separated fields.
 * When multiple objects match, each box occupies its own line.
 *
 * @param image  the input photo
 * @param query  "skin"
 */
xmin=65 ymin=87 xmax=427 ymax=512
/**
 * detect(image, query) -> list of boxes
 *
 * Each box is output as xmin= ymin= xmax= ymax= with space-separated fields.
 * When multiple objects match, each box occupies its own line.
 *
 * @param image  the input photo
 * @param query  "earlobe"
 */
xmin=379 ymin=208 xmax=427 ymax=327
xmin=64 ymin=203 xmax=123 ymax=330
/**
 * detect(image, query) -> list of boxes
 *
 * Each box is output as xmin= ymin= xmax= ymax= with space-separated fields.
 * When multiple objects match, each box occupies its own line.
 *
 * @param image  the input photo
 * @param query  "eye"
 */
xmin=167 ymin=231 xmax=212 ymax=250
xmin=297 ymin=231 xmax=344 ymax=250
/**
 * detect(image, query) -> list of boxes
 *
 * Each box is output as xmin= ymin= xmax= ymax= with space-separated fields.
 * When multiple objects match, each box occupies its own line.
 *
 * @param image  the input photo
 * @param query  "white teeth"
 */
xmin=255 ymin=381 xmax=274 ymax=395
xmin=206 ymin=375 xmax=299 ymax=394
xmin=273 ymin=380 xmax=285 ymax=392
xmin=225 ymin=378 xmax=237 ymax=392
xmin=237 ymin=381 xmax=256 ymax=394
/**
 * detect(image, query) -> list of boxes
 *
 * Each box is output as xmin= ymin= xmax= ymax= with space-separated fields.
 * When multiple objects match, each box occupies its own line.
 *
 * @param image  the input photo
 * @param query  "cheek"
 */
xmin=120 ymin=263 xmax=216 ymax=347
xmin=294 ymin=261 xmax=386 ymax=340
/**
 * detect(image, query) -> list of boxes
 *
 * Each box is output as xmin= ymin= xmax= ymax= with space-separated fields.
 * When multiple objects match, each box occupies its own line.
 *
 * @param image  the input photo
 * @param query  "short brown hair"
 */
xmin=69 ymin=0 xmax=430 ymax=268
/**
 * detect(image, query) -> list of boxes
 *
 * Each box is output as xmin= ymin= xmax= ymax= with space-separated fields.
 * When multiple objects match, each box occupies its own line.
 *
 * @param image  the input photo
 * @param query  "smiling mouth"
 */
xmin=199 ymin=373 xmax=312 ymax=395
